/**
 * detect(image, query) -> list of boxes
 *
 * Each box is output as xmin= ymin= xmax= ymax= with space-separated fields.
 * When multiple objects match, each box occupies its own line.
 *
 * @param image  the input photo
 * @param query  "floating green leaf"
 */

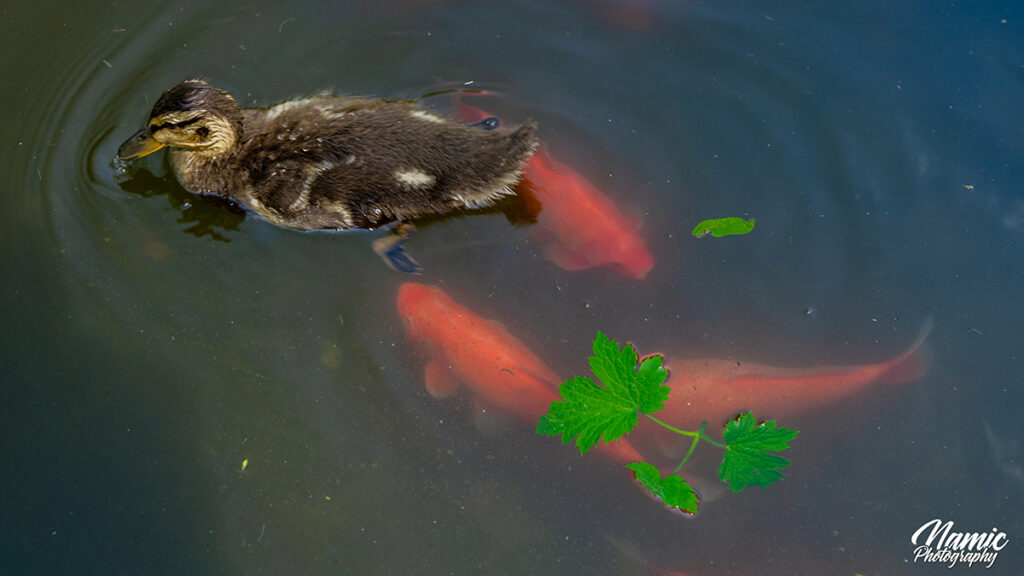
xmin=537 ymin=332 xmax=669 ymax=454
xmin=718 ymin=413 xmax=799 ymax=492
xmin=692 ymin=217 xmax=756 ymax=238
xmin=627 ymin=462 xmax=700 ymax=514
xmin=538 ymin=333 xmax=800 ymax=516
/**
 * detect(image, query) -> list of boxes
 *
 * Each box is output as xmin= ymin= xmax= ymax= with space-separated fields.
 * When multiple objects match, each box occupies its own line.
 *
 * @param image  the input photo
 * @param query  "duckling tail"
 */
xmin=504 ymin=120 xmax=540 ymax=167
xmin=471 ymin=121 xmax=540 ymax=200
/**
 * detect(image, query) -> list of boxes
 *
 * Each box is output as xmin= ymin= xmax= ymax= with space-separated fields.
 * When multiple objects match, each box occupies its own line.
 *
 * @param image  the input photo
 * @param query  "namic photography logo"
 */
xmin=911 ymin=518 xmax=1009 ymax=568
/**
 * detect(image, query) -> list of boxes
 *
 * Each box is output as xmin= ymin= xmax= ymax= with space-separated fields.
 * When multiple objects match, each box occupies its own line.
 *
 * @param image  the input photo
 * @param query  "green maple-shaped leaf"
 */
xmin=718 ymin=413 xmax=799 ymax=492
xmin=627 ymin=462 xmax=700 ymax=515
xmin=537 ymin=332 xmax=669 ymax=454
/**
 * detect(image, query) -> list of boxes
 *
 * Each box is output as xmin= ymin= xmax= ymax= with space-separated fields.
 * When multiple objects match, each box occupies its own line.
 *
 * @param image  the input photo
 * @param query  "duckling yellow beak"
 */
xmin=117 ymin=127 xmax=165 ymax=160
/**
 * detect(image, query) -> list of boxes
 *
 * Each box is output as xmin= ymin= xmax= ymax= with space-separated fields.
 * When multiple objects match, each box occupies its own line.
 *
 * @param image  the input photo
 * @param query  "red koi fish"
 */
xmin=455 ymin=99 xmax=655 ymax=279
xmin=396 ymin=281 xmax=645 ymax=464
xmin=644 ymin=319 xmax=932 ymax=445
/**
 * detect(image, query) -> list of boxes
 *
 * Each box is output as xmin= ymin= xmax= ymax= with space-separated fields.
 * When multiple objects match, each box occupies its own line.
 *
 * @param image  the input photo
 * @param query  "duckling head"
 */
xmin=118 ymin=79 xmax=243 ymax=161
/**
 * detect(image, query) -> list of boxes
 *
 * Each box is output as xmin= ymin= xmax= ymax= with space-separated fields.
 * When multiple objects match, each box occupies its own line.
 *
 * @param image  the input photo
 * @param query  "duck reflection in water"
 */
xmin=113 ymin=165 xmax=244 ymax=243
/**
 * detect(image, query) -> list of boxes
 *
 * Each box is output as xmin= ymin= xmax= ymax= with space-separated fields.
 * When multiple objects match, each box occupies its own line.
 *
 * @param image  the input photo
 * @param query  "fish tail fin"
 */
xmin=877 ymin=316 xmax=933 ymax=385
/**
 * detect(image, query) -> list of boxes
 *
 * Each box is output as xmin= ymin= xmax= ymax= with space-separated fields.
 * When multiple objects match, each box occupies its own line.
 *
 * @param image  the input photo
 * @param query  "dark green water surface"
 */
xmin=2 ymin=1 xmax=1022 ymax=575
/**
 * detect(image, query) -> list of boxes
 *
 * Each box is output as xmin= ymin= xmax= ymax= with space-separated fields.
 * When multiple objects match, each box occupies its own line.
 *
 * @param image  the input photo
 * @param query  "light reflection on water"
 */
xmin=2 ymin=1 xmax=1022 ymax=575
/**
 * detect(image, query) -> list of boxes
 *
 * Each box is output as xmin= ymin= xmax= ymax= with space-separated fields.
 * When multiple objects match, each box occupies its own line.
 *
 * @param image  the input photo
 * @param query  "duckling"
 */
xmin=117 ymin=79 xmax=538 ymax=232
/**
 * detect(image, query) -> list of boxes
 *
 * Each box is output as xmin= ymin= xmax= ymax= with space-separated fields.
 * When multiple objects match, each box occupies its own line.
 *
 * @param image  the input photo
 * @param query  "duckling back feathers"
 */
xmin=119 ymin=80 xmax=538 ymax=230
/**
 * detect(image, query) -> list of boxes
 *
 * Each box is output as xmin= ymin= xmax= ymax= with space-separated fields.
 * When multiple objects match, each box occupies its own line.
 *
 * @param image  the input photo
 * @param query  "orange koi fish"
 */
xmin=455 ymin=99 xmax=655 ymax=279
xmin=646 ymin=319 xmax=932 ymax=442
xmin=396 ymin=281 xmax=645 ymax=463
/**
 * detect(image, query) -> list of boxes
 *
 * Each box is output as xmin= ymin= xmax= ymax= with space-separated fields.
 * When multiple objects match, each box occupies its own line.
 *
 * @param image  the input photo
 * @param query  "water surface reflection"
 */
xmin=2 ymin=1 xmax=1022 ymax=575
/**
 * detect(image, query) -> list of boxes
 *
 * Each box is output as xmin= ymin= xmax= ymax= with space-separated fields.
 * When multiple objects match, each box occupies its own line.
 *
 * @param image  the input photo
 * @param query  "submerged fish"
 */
xmin=396 ymin=281 xmax=645 ymax=463
xmin=644 ymin=319 xmax=932 ymax=448
xmin=456 ymin=98 xmax=655 ymax=279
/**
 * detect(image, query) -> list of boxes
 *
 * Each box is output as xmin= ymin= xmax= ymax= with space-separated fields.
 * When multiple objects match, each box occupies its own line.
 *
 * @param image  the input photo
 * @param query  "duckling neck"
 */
xmin=170 ymin=113 xmax=244 ymax=195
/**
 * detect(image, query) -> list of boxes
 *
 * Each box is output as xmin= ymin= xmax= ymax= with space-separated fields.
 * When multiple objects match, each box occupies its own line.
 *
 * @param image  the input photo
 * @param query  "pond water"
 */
xmin=2 ymin=1 xmax=1022 ymax=575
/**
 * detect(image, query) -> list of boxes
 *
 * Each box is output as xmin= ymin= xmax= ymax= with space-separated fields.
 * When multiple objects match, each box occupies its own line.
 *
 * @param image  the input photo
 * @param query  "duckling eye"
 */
xmin=152 ymin=117 xmax=201 ymax=132
xmin=195 ymin=126 xmax=210 ymax=139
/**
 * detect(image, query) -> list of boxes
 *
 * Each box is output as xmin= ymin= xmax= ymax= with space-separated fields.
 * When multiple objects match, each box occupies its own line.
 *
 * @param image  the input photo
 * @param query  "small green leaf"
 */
xmin=718 ymin=413 xmax=799 ymax=492
xmin=539 ymin=375 xmax=637 ymax=452
xmin=537 ymin=332 xmax=670 ymax=454
xmin=589 ymin=332 xmax=639 ymax=400
xmin=633 ymin=354 xmax=669 ymax=413
xmin=692 ymin=217 xmax=756 ymax=238
xmin=627 ymin=462 xmax=700 ymax=514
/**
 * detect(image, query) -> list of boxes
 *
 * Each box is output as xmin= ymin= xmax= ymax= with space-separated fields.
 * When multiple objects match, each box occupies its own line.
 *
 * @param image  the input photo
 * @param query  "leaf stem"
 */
xmin=643 ymin=414 xmax=727 ymax=449
xmin=642 ymin=413 xmax=694 ymax=437
xmin=672 ymin=421 xmax=705 ymax=475
xmin=697 ymin=427 xmax=727 ymax=450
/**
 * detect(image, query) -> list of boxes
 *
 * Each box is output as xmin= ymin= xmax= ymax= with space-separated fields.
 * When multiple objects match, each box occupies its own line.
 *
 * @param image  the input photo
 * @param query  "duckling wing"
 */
xmin=301 ymin=123 xmax=538 ymax=229
xmin=238 ymin=100 xmax=537 ymax=231
xmin=245 ymin=158 xmax=317 ymax=216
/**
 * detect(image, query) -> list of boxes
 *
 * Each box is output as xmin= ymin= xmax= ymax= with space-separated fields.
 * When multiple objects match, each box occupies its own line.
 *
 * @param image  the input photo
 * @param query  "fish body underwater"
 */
xmin=645 ymin=319 xmax=932 ymax=446
xmin=455 ymin=98 xmax=654 ymax=278
xmin=523 ymin=146 xmax=655 ymax=279
xmin=396 ymin=282 xmax=645 ymax=463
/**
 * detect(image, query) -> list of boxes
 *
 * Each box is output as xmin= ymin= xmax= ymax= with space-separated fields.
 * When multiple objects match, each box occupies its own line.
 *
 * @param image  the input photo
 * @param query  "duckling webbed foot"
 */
xmin=373 ymin=222 xmax=421 ymax=274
